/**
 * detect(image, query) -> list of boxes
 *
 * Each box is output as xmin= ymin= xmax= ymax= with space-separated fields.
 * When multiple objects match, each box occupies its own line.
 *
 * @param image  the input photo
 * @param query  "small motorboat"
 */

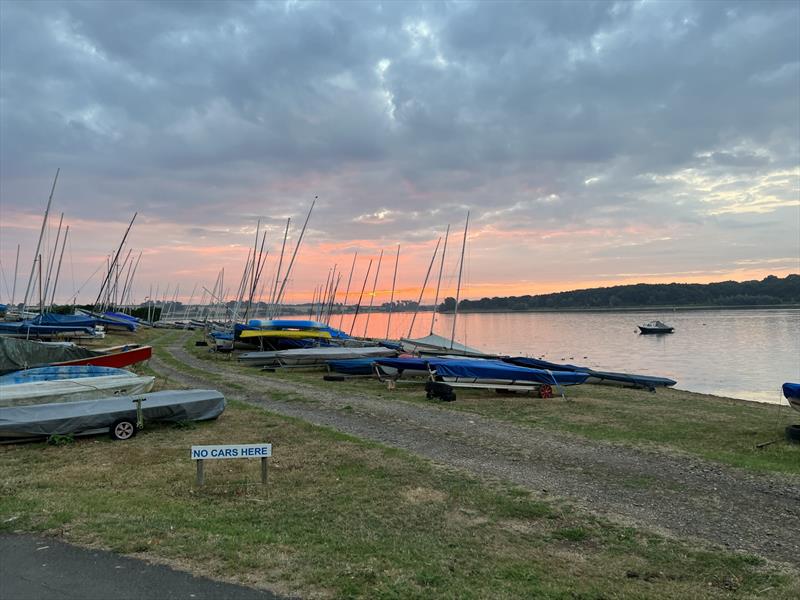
xmin=638 ymin=320 xmax=674 ymax=334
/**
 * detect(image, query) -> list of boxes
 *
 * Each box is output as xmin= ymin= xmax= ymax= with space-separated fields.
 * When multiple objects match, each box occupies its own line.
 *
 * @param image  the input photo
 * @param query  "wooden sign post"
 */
xmin=190 ymin=443 xmax=272 ymax=487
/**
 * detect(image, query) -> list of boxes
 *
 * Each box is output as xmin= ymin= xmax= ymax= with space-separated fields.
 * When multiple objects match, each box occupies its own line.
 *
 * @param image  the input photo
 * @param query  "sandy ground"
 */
xmin=150 ymin=333 xmax=800 ymax=568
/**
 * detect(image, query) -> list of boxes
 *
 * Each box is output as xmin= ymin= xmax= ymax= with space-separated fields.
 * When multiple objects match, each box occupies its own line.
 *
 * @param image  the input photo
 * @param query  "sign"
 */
xmin=190 ymin=443 xmax=272 ymax=460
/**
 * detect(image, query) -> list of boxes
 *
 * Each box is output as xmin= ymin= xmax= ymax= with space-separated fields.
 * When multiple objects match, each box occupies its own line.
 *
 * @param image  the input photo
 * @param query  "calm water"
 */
xmin=327 ymin=308 xmax=800 ymax=404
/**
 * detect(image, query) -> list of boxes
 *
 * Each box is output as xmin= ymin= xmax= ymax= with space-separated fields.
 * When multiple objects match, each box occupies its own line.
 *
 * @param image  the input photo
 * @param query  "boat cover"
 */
xmin=0 ymin=374 xmax=155 ymax=407
xmin=244 ymin=319 xmax=351 ymax=339
xmin=374 ymin=357 xmax=431 ymax=371
xmin=0 ymin=366 xmax=130 ymax=384
xmin=431 ymin=359 xmax=589 ymax=386
xmin=0 ymin=389 xmax=225 ymax=439
xmin=400 ymin=334 xmax=492 ymax=357
xmin=0 ymin=337 xmax=99 ymax=374
xmin=326 ymin=358 xmax=376 ymax=375
xmin=37 ymin=312 xmax=137 ymax=332
xmin=505 ymin=357 xmax=677 ymax=388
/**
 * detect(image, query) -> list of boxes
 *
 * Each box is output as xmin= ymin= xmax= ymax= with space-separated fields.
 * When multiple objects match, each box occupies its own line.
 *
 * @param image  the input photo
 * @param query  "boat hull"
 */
xmin=54 ymin=345 xmax=152 ymax=369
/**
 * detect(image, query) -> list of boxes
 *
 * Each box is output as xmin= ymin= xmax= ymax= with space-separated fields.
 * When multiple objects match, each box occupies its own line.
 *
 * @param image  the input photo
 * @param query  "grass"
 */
xmin=179 ymin=335 xmax=799 ymax=476
xmin=4 ymin=326 xmax=795 ymax=597
xmin=2 ymin=399 xmax=797 ymax=599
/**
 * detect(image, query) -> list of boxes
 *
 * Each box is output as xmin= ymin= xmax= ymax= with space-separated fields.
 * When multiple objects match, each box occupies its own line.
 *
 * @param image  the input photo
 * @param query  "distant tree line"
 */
xmin=438 ymin=274 xmax=800 ymax=312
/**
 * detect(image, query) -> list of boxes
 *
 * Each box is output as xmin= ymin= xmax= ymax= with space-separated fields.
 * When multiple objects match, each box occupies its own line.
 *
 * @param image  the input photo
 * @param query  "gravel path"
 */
xmin=151 ymin=334 xmax=800 ymax=567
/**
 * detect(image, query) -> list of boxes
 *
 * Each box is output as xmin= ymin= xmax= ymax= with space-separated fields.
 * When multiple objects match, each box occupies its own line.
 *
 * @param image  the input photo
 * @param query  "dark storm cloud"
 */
xmin=1 ymin=0 xmax=798 ymax=266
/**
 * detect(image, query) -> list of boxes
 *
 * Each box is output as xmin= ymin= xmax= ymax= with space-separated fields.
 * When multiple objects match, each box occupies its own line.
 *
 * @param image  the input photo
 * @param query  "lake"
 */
xmin=329 ymin=308 xmax=800 ymax=404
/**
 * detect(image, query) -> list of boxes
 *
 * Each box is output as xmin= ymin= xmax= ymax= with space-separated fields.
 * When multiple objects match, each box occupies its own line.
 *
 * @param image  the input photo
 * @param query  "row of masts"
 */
xmin=3 ymin=169 xmax=143 ymax=317
xmin=4 ymin=172 xmax=471 ymax=347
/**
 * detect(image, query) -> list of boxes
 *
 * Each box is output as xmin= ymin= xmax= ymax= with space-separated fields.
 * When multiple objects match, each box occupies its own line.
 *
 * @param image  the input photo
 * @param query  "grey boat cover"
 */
xmin=0 ymin=389 xmax=226 ymax=439
xmin=400 ymin=334 xmax=495 ymax=358
xmin=240 ymin=346 xmax=396 ymax=367
xmin=0 ymin=337 xmax=98 ymax=374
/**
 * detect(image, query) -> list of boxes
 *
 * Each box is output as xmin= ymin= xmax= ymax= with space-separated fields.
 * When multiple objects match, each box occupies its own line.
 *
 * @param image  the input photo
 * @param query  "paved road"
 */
xmin=0 ymin=534 xmax=284 ymax=600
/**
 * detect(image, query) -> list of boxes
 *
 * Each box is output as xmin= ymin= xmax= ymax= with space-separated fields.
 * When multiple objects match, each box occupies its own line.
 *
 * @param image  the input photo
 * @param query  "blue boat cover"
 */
xmin=240 ymin=319 xmax=350 ymax=340
xmin=0 ymin=366 xmax=130 ymax=384
xmin=374 ymin=357 xmax=431 ymax=371
xmin=327 ymin=358 xmax=376 ymax=375
xmin=504 ymin=357 xmax=676 ymax=388
xmin=104 ymin=311 xmax=141 ymax=323
xmin=783 ymin=383 xmax=800 ymax=400
xmin=431 ymin=359 xmax=589 ymax=386
xmin=33 ymin=313 xmax=137 ymax=332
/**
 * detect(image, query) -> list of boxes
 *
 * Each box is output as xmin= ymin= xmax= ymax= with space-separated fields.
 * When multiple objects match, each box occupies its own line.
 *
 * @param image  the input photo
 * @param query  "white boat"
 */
xmin=0 ymin=374 xmax=155 ymax=407
xmin=240 ymin=346 xmax=396 ymax=368
xmin=400 ymin=333 xmax=495 ymax=358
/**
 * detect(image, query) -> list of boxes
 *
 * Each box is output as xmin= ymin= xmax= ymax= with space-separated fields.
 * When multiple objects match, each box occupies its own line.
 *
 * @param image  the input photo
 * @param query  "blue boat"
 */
xmin=430 ymin=359 xmax=589 ymax=387
xmin=0 ymin=366 xmax=131 ymax=384
xmin=783 ymin=382 xmax=800 ymax=412
xmin=326 ymin=358 xmax=377 ymax=376
xmin=504 ymin=357 xmax=676 ymax=390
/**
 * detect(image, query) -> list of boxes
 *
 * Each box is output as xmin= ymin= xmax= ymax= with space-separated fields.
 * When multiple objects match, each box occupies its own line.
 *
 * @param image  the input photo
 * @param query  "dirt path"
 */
xmin=151 ymin=334 xmax=800 ymax=567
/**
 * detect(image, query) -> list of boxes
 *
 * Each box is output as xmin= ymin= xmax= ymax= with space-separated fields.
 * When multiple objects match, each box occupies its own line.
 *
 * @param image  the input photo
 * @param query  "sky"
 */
xmin=1 ymin=0 xmax=798 ymax=306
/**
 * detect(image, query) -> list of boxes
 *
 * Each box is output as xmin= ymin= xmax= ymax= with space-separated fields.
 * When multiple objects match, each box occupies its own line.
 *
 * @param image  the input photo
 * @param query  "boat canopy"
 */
xmin=505 ymin=357 xmax=677 ymax=388
xmin=400 ymin=333 xmax=491 ymax=357
xmin=0 ymin=337 xmax=99 ymax=374
xmin=431 ymin=359 xmax=589 ymax=386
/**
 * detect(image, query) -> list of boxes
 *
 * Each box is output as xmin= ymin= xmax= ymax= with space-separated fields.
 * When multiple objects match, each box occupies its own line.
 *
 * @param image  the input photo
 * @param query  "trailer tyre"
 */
xmin=110 ymin=418 xmax=137 ymax=441
xmin=786 ymin=424 xmax=800 ymax=444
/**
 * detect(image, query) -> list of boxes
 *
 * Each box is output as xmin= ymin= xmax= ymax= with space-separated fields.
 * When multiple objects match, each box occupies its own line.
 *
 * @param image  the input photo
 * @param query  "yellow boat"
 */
xmin=240 ymin=329 xmax=332 ymax=340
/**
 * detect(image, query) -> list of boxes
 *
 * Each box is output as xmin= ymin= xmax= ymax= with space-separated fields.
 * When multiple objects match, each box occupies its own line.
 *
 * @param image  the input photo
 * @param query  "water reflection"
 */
xmin=323 ymin=308 xmax=800 ymax=404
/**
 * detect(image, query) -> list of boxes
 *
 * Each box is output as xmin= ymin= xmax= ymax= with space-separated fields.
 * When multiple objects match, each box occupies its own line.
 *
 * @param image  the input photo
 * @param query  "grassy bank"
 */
xmin=182 ymin=335 xmax=799 ymax=476
xmin=2 ymin=327 xmax=798 ymax=598
xmin=2 ymin=398 xmax=797 ymax=599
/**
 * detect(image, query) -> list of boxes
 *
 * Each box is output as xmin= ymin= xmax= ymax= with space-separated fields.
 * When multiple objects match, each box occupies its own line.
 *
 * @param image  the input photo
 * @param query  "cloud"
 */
xmin=1 ymin=0 xmax=798 ymax=302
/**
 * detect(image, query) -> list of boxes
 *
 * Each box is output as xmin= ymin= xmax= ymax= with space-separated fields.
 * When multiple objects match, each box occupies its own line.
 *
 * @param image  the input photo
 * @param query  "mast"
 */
xmin=42 ymin=212 xmax=64 ymax=306
xmin=49 ymin=225 xmax=69 ymax=308
xmin=10 ymin=244 xmax=19 ymax=310
xmin=272 ymin=198 xmax=315 ymax=316
xmin=349 ymin=259 xmax=372 ymax=336
xmin=385 ymin=244 xmax=400 ymax=340
xmin=268 ymin=217 xmax=291 ymax=315
xmin=363 ymin=249 xmax=383 ymax=338
xmin=23 ymin=168 xmax=59 ymax=312
xmin=450 ymin=211 xmax=469 ymax=349
xmin=430 ymin=224 xmax=450 ymax=334
xmin=337 ymin=251 xmax=358 ymax=330
xmin=93 ymin=212 xmax=137 ymax=308
xmin=406 ymin=237 xmax=441 ymax=339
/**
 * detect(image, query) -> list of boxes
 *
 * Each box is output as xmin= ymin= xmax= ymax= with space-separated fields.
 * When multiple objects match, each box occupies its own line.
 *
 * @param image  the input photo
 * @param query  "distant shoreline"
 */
xmin=433 ymin=304 xmax=800 ymax=314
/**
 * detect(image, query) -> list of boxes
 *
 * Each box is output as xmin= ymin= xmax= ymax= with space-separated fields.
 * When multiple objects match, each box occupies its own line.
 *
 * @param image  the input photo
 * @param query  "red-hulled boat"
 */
xmin=53 ymin=345 xmax=152 ymax=369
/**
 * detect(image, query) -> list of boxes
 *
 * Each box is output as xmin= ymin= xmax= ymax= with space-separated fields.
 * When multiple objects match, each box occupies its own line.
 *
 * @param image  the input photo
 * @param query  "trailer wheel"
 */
xmin=110 ymin=418 xmax=137 ymax=441
xmin=786 ymin=424 xmax=800 ymax=444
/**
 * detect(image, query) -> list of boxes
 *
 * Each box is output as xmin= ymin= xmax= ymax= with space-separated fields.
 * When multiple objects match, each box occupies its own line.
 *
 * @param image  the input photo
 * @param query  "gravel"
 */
xmin=150 ymin=334 xmax=800 ymax=567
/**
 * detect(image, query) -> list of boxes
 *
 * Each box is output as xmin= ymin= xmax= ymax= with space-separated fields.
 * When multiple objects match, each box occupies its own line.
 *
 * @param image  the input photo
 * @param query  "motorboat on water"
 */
xmin=638 ymin=320 xmax=674 ymax=334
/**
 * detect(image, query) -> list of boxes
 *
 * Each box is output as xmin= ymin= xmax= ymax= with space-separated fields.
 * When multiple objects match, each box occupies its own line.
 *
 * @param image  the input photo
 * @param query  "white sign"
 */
xmin=191 ymin=443 xmax=272 ymax=460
